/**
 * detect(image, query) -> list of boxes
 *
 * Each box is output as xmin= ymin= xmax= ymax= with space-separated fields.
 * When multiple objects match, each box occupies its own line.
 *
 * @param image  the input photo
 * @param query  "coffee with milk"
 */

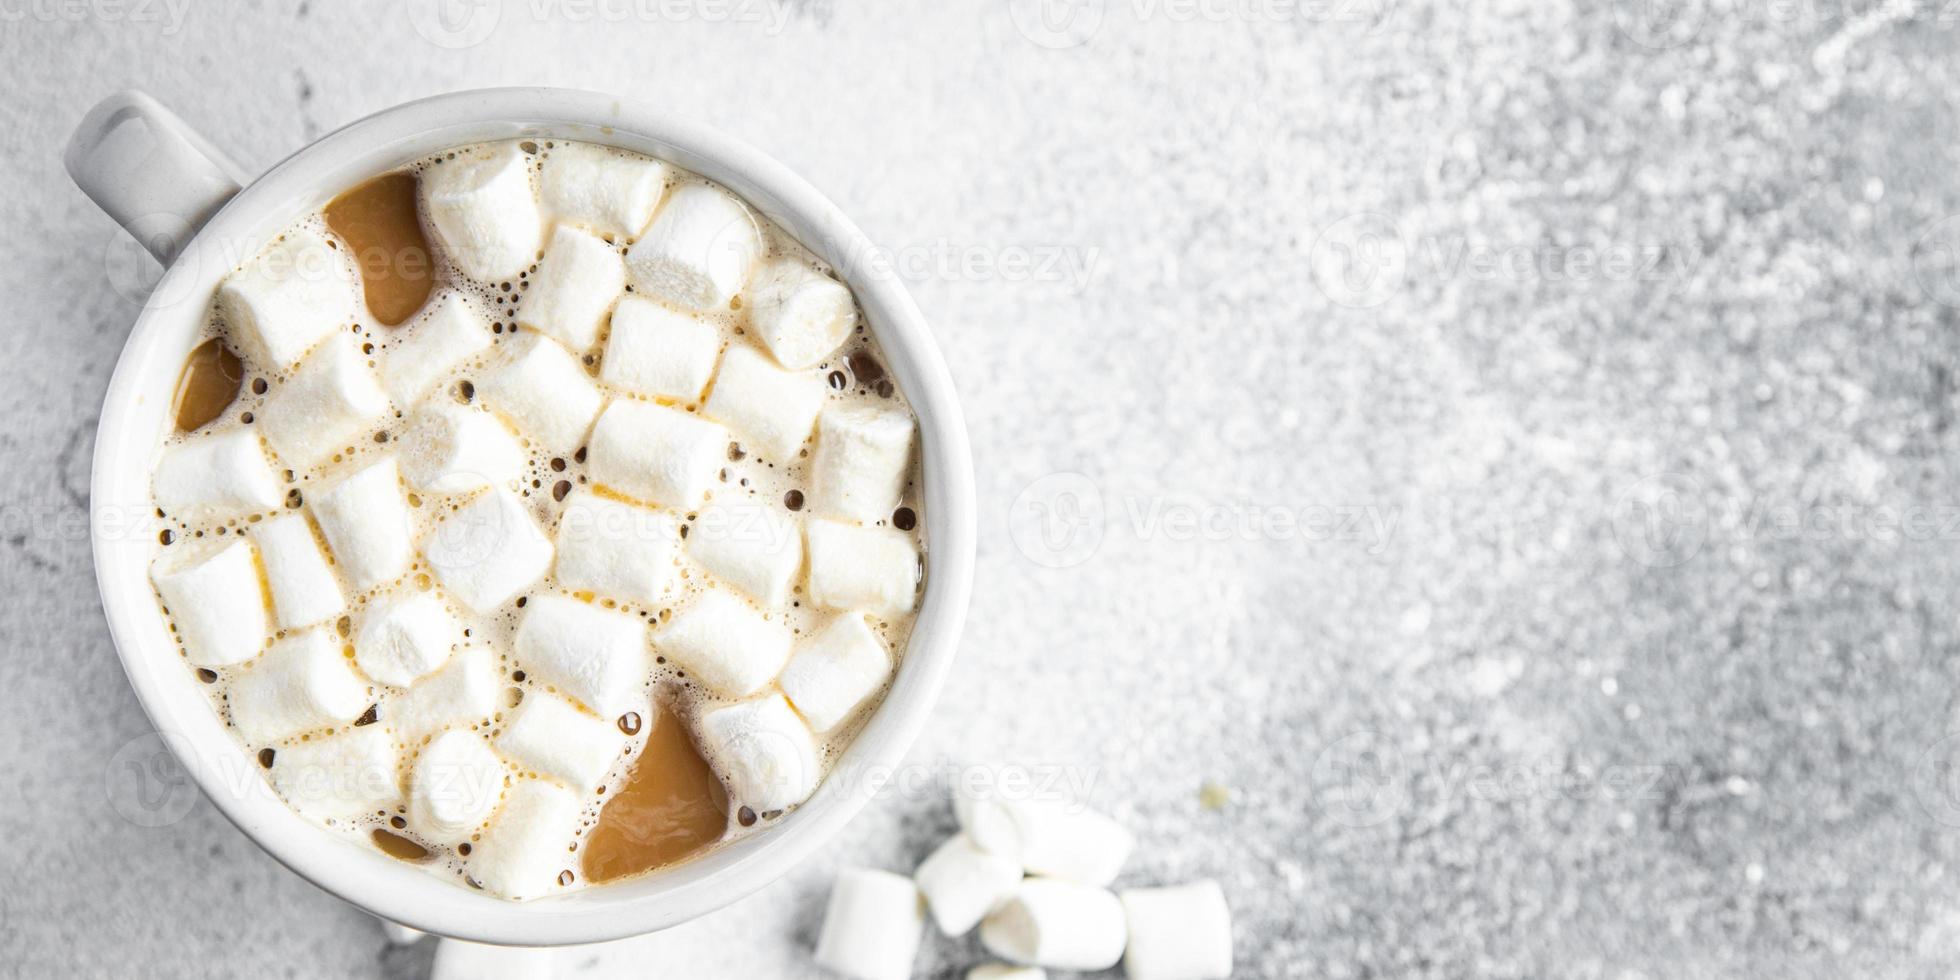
xmin=146 ymin=139 xmax=924 ymax=900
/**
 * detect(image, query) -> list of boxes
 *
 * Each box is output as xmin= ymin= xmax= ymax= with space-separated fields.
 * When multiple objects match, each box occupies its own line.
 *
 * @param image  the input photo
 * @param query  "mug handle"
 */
xmin=65 ymin=90 xmax=245 ymax=266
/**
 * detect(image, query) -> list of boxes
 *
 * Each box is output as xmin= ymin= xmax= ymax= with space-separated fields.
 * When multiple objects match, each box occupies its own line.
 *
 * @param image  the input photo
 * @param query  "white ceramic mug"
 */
xmin=67 ymin=87 xmax=975 ymax=946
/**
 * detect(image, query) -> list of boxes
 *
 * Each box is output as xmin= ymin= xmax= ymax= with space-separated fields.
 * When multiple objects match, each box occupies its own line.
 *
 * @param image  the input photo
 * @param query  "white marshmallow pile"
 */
xmin=815 ymin=789 xmax=1232 ymax=980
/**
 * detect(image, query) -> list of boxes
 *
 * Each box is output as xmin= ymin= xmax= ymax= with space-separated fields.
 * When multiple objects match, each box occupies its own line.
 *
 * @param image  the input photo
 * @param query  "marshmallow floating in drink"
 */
xmin=468 ymin=778 xmax=582 ymax=900
xmin=585 ymin=398 xmax=729 ymax=509
xmin=685 ymin=501 xmax=803 ymax=610
xmin=518 ymin=224 xmax=626 ymax=353
xmin=779 ymin=612 xmax=892 ymax=734
xmin=979 ymin=878 xmax=1127 ymax=972
xmin=422 ymin=486 xmax=554 ymax=613
xmin=806 ymin=518 xmax=920 ymax=617
xmin=745 ymin=257 xmax=857 ymax=370
xmin=409 ymin=730 xmax=508 ymax=846
xmin=398 ymin=402 xmax=526 ymax=494
xmin=1119 ymin=882 xmax=1233 ymax=980
xmin=380 ymin=291 xmax=493 ymax=407
xmin=269 ymin=726 xmax=401 ymax=822
xmin=652 ymin=586 xmax=793 ymax=699
xmin=153 ymin=429 xmax=283 ymax=519
xmin=598 ymin=296 xmax=722 ymax=401
xmin=625 ymin=182 xmax=761 ymax=310
xmin=249 ymin=513 xmax=345 ymax=629
xmin=702 ymin=345 xmax=826 ymax=462
xmin=811 ymin=403 xmax=915 ymax=523
xmin=215 ymin=226 xmax=355 ymax=371
xmin=386 ymin=646 xmax=500 ymax=740
xmin=259 ymin=333 xmax=391 ymax=471
xmin=496 ymin=690 xmax=626 ymax=792
xmin=355 ymin=591 xmax=464 ymax=688
xmin=228 ymin=628 xmax=370 ymax=745
xmin=914 ymin=833 xmax=1023 ymax=936
xmin=512 ymin=595 xmax=650 ymax=719
xmin=696 ymin=692 xmax=819 ymax=811
xmin=814 ymin=868 xmax=926 ymax=980
xmin=479 ymin=332 xmax=604 ymax=453
xmin=551 ymin=488 xmax=682 ymax=608
xmin=420 ymin=142 xmax=543 ymax=283
xmin=150 ymin=537 xmax=267 ymax=668
xmin=311 ymin=456 xmax=415 ymax=593
xmin=539 ymin=141 xmax=670 ymax=240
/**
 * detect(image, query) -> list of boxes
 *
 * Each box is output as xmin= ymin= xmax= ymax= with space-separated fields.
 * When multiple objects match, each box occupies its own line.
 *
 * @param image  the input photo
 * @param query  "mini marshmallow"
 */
xmin=539 ymin=141 xmax=670 ymax=240
xmin=584 ymin=399 xmax=729 ymax=509
xmin=625 ymin=182 xmax=761 ymax=310
xmin=512 ymin=595 xmax=650 ymax=718
xmin=954 ymin=795 xmax=1135 ymax=887
xmin=399 ymin=402 xmax=525 ymax=493
xmin=356 ymin=592 xmax=464 ymax=688
xmin=260 ymin=334 xmax=391 ymax=471
xmin=422 ymin=487 xmax=554 ymax=613
xmin=479 ymin=332 xmax=604 ymax=452
xmin=810 ymin=404 xmax=915 ymax=523
xmin=518 ymin=224 xmax=626 ymax=353
xmin=150 ymin=537 xmax=268 ymax=667
xmin=430 ymin=940 xmax=554 ymax=980
xmin=552 ymin=489 xmax=681 ymax=607
xmin=652 ymin=586 xmax=792 ymax=698
xmin=598 ymin=296 xmax=721 ymax=401
xmin=1119 ymin=882 xmax=1233 ymax=980
xmin=249 ymin=513 xmax=345 ymax=629
xmin=468 ymin=779 xmax=582 ymax=900
xmin=915 ymin=833 xmax=1023 ymax=936
xmin=229 ymin=628 xmax=370 ymax=745
xmin=381 ymin=291 xmax=493 ymax=406
xmin=421 ymin=142 xmax=544 ymax=283
xmin=216 ymin=227 xmax=355 ymax=370
xmin=813 ymin=868 xmax=925 ymax=980
xmin=269 ymin=726 xmax=401 ymax=822
xmin=312 ymin=456 xmax=415 ymax=593
xmin=387 ymin=646 xmax=499 ymax=739
xmin=409 ymin=730 xmax=508 ymax=845
xmin=969 ymin=967 xmax=1046 ymax=980
xmin=153 ymin=429 xmax=283 ymax=518
xmin=496 ymin=690 xmax=626 ymax=792
xmin=696 ymin=692 xmax=820 ymax=811
xmin=686 ymin=501 xmax=803 ymax=609
xmin=745 ymin=257 xmax=857 ymax=370
xmin=779 ymin=613 xmax=890 ymax=734
xmin=701 ymin=345 xmax=826 ymax=461
xmin=979 ymin=879 xmax=1127 ymax=972
xmin=806 ymin=519 xmax=919 ymax=617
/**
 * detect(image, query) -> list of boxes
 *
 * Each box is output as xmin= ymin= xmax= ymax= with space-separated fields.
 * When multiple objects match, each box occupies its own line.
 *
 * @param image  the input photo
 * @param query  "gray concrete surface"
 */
xmin=6 ymin=1 xmax=1960 ymax=977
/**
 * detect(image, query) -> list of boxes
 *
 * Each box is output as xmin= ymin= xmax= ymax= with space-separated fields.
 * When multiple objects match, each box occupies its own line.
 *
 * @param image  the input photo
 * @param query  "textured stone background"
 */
xmin=6 ymin=1 xmax=1960 ymax=977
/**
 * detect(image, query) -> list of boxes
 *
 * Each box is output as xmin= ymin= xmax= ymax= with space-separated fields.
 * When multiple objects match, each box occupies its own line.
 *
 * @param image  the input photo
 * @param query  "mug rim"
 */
xmin=89 ymin=87 xmax=975 ymax=946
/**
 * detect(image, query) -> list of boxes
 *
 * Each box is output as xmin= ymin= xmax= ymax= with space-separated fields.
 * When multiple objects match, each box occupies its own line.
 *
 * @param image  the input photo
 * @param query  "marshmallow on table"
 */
xmin=518 ymin=224 xmax=626 ymax=353
xmin=150 ymin=537 xmax=268 ymax=668
xmin=387 ymin=646 xmax=499 ymax=739
xmin=409 ymin=729 xmax=508 ymax=844
xmin=217 ymin=227 xmax=355 ymax=370
xmin=496 ymin=690 xmax=626 ymax=792
xmin=701 ymin=345 xmax=826 ymax=461
xmin=512 ymin=595 xmax=649 ymax=718
xmin=421 ymin=142 xmax=544 ymax=283
xmin=598 ymin=296 xmax=721 ymax=401
xmin=539 ymin=141 xmax=669 ymax=240
xmin=810 ymin=404 xmax=915 ymax=523
xmin=1119 ymin=882 xmax=1233 ymax=980
xmin=479 ymin=332 xmax=604 ymax=453
xmin=356 ymin=592 xmax=464 ymax=687
xmin=585 ymin=399 xmax=729 ymax=509
xmin=745 ymin=257 xmax=857 ymax=370
xmin=552 ymin=488 xmax=681 ymax=607
xmin=814 ymin=868 xmax=925 ymax=980
xmin=153 ymin=429 xmax=283 ymax=519
xmin=312 ymin=456 xmax=415 ymax=593
xmin=399 ymin=402 xmax=525 ymax=493
xmin=779 ymin=613 xmax=890 ymax=734
xmin=422 ymin=487 xmax=554 ymax=613
xmin=969 ymin=967 xmax=1047 ymax=980
xmin=229 ymin=628 xmax=370 ymax=744
xmin=381 ymin=291 xmax=494 ymax=406
xmin=652 ymin=586 xmax=792 ymax=698
xmin=260 ymin=334 xmax=391 ymax=471
xmin=431 ymin=940 xmax=555 ymax=980
xmin=468 ymin=778 xmax=582 ymax=900
xmin=806 ymin=519 xmax=919 ymax=617
xmin=625 ymin=182 xmax=761 ymax=310
xmin=270 ymin=726 xmax=402 ymax=822
xmin=696 ymin=692 xmax=819 ymax=811
xmin=686 ymin=501 xmax=802 ymax=609
xmin=980 ymin=879 xmax=1127 ymax=972
xmin=954 ymin=794 xmax=1135 ymax=887
xmin=250 ymin=513 xmax=345 ymax=629
xmin=915 ymin=833 xmax=1023 ymax=936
